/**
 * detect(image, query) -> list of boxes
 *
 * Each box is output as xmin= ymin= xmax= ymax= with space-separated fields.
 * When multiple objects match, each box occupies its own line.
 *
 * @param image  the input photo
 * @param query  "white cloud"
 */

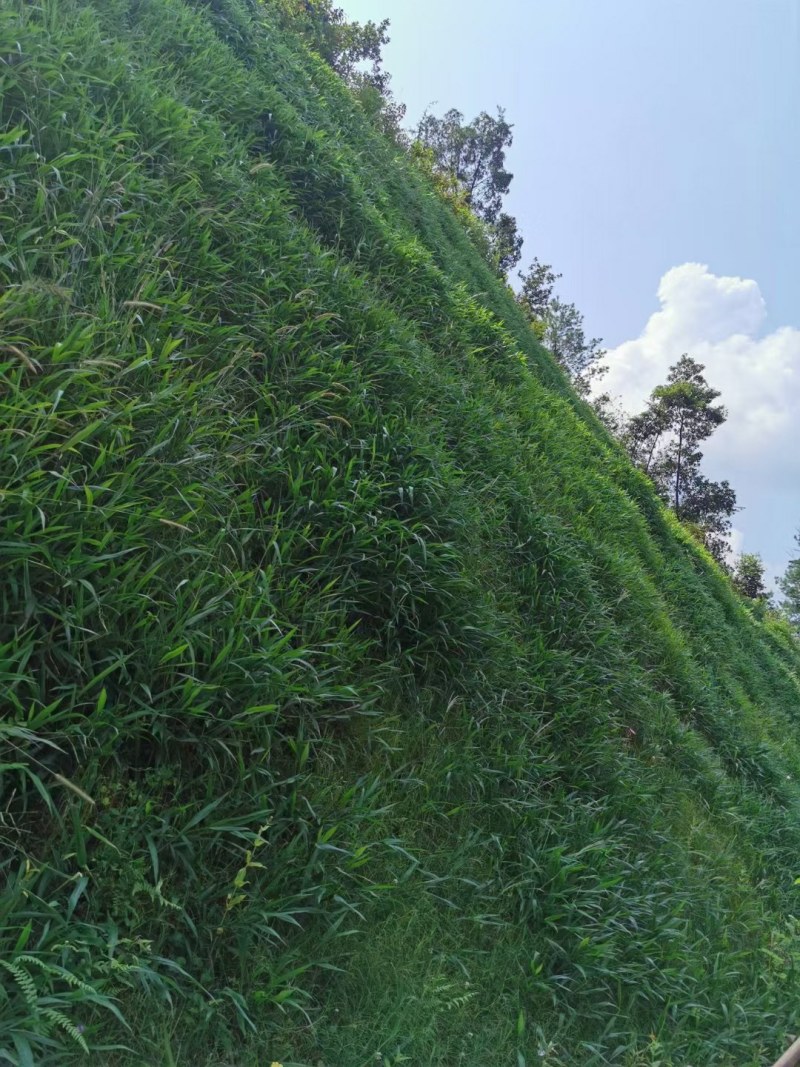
xmin=600 ymin=263 xmax=800 ymax=574
xmin=728 ymin=527 xmax=745 ymax=561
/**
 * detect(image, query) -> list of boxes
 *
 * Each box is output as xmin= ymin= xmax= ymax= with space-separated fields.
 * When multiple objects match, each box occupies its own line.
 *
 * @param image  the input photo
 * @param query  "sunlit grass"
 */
xmin=1 ymin=0 xmax=800 ymax=1063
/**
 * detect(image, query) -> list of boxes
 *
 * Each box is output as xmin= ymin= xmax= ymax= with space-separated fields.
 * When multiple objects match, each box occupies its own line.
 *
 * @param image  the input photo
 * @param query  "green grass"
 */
xmin=1 ymin=0 xmax=800 ymax=1063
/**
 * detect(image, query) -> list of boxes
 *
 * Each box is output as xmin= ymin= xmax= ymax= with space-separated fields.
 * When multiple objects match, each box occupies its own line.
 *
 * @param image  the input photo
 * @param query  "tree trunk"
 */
xmin=644 ymin=431 xmax=661 ymax=474
xmin=674 ymin=412 xmax=684 ymax=517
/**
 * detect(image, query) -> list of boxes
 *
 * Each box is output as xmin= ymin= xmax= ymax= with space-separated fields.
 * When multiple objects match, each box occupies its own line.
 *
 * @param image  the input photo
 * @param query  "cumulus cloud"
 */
xmin=600 ymin=263 xmax=800 ymax=576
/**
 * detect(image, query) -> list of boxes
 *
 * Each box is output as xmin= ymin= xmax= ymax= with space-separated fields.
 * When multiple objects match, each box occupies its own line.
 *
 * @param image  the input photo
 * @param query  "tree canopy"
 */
xmin=732 ymin=553 xmax=772 ymax=604
xmin=517 ymin=258 xmax=561 ymax=324
xmin=624 ymin=356 xmax=737 ymax=562
xmin=516 ymin=260 xmax=605 ymax=397
xmin=414 ymin=107 xmax=522 ymax=275
xmin=779 ymin=530 xmax=800 ymax=630
xmin=277 ymin=0 xmax=406 ymax=135
xmin=416 ymin=107 xmax=514 ymax=224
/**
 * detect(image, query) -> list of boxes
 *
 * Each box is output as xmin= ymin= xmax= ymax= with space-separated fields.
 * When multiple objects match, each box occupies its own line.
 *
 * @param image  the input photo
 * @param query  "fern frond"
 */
xmin=16 ymin=955 xmax=97 ymax=995
xmin=41 ymin=1007 xmax=90 ymax=1053
xmin=0 ymin=959 xmax=39 ymax=1011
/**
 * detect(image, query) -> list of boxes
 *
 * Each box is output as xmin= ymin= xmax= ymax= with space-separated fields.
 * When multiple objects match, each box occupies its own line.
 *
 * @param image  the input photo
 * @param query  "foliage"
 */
xmin=625 ymin=356 xmax=738 ymax=561
xmin=517 ymin=257 xmax=562 ymax=326
xmin=415 ymin=106 xmax=514 ymax=224
xmin=274 ymin=0 xmax=406 ymax=137
xmin=516 ymin=261 xmax=605 ymax=397
xmin=487 ymin=210 xmax=523 ymax=275
xmin=541 ymin=297 xmax=606 ymax=395
xmin=274 ymin=0 xmax=387 ymax=83
xmin=0 ymin=863 xmax=165 ymax=1065
xmin=1 ymin=1 xmax=800 ymax=1065
xmin=779 ymin=529 xmax=800 ymax=631
xmin=732 ymin=553 xmax=772 ymax=604
xmin=415 ymin=106 xmax=521 ymax=276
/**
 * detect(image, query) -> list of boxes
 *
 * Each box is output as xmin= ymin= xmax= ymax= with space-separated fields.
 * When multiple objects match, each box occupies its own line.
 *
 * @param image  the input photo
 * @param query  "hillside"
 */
xmin=2 ymin=1 xmax=800 ymax=1064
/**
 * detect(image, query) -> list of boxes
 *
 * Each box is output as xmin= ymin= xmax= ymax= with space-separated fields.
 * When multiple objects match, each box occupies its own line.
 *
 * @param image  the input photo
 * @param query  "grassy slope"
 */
xmin=2 ymin=1 xmax=800 ymax=1064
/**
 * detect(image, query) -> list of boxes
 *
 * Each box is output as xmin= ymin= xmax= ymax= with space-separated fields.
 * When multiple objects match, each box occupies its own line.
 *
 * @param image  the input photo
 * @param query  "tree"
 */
xmin=732 ymin=553 xmax=772 ymax=604
xmin=280 ymin=0 xmax=388 ymax=82
xmin=650 ymin=357 xmax=727 ymax=515
xmin=779 ymin=529 xmax=800 ymax=630
xmin=277 ymin=1 xmax=406 ymax=137
xmin=517 ymin=258 xmax=561 ymax=325
xmin=515 ymin=261 xmax=606 ymax=397
xmin=414 ymin=107 xmax=521 ymax=276
xmin=624 ymin=356 xmax=737 ymax=562
xmin=673 ymin=474 xmax=738 ymax=563
xmin=415 ymin=107 xmax=514 ymax=225
xmin=488 ymin=212 xmax=523 ymax=275
xmin=542 ymin=298 xmax=605 ymax=394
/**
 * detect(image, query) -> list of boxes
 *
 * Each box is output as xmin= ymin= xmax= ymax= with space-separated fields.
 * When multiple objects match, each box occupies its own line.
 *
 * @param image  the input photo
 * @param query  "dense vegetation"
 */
xmin=2 ymin=1 xmax=800 ymax=1064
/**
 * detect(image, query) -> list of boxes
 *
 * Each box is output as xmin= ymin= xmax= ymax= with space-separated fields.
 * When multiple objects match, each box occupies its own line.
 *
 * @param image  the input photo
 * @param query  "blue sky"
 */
xmin=343 ymin=0 xmax=800 ymax=584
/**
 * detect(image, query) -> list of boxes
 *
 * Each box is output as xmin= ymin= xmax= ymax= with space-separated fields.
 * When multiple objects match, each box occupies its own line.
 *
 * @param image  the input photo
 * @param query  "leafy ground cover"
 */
xmin=2 ymin=1 xmax=800 ymax=1063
